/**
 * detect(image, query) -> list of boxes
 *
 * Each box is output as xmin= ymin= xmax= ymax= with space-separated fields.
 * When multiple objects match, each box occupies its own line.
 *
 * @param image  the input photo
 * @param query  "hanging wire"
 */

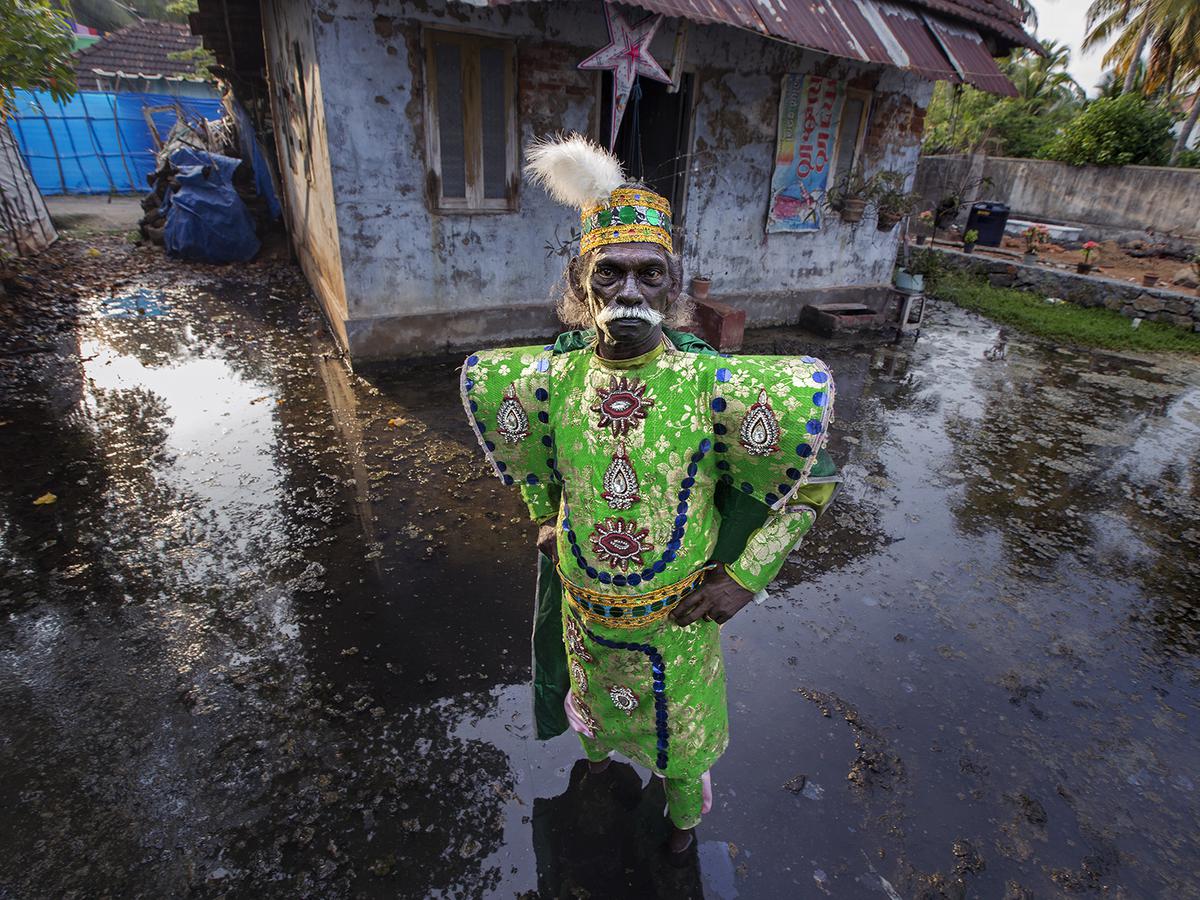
xmin=627 ymin=76 xmax=644 ymax=182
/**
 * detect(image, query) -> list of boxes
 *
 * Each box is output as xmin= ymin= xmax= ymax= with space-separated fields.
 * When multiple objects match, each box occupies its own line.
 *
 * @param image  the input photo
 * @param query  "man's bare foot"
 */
xmin=666 ymin=826 xmax=694 ymax=855
xmin=587 ymin=757 xmax=611 ymax=774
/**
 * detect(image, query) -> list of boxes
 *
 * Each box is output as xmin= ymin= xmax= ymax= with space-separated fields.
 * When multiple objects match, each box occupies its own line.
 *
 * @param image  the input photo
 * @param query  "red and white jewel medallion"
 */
xmin=739 ymin=388 xmax=781 ymax=456
xmin=601 ymin=441 xmax=640 ymax=510
xmin=609 ymin=684 xmax=639 ymax=714
xmin=590 ymin=517 xmax=654 ymax=571
xmin=592 ymin=375 xmax=654 ymax=436
xmin=496 ymin=383 xmax=530 ymax=443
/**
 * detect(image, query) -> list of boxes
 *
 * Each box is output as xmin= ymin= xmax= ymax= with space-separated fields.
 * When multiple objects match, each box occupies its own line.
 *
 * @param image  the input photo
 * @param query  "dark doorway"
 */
xmin=600 ymin=73 xmax=694 ymax=231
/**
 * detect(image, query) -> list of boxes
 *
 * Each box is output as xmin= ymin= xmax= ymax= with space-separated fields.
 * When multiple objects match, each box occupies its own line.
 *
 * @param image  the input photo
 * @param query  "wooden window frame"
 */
xmin=423 ymin=28 xmax=519 ymax=214
xmin=827 ymin=87 xmax=873 ymax=184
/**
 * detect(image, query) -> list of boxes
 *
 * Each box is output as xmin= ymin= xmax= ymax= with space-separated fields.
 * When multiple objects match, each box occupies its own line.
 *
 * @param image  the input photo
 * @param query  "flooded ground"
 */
xmin=1 ymin=231 xmax=1198 ymax=898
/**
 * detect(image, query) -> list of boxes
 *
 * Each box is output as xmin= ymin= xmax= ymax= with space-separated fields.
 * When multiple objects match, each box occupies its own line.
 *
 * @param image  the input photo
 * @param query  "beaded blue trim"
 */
xmin=572 ymin=611 xmax=670 ymax=771
xmin=709 ymin=355 xmax=834 ymax=511
xmin=561 ymin=437 xmax=711 ymax=583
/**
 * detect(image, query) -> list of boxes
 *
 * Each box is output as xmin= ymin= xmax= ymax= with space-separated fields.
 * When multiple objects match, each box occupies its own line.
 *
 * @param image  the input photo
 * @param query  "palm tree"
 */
xmin=1005 ymin=40 xmax=1086 ymax=111
xmin=1086 ymin=0 xmax=1200 ymax=162
xmin=1085 ymin=1 xmax=1155 ymax=93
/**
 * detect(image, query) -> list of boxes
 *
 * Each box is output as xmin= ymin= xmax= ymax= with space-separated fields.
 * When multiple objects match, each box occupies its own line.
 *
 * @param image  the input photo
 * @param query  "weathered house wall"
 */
xmin=293 ymin=0 xmax=932 ymax=358
xmin=262 ymin=0 xmax=349 ymax=348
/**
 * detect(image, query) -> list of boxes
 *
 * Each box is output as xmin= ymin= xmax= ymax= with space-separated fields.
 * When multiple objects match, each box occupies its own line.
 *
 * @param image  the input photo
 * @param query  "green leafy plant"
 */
xmin=904 ymin=247 xmax=945 ymax=288
xmin=1046 ymin=93 xmax=1177 ymax=167
xmin=0 ymin=0 xmax=76 ymax=116
xmin=872 ymin=171 xmax=922 ymax=230
xmin=167 ymin=46 xmax=218 ymax=81
xmin=1022 ymin=224 xmax=1049 ymax=255
xmin=963 ymin=229 xmax=980 ymax=250
xmin=922 ymin=40 xmax=1084 ymax=158
xmin=934 ymin=272 xmax=1200 ymax=353
xmin=824 ymin=165 xmax=875 ymax=211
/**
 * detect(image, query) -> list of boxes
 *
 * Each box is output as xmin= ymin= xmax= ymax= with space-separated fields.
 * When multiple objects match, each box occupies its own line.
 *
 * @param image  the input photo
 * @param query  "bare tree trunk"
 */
xmin=1123 ymin=24 xmax=1151 ymax=94
xmin=1170 ymin=88 xmax=1200 ymax=164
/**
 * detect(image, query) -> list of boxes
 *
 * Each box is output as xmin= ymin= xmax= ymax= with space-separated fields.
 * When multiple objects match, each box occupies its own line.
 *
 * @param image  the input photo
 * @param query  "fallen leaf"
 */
xmin=33 ymin=492 xmax=57 ymax=505
xmin=86 ymin=248 xmax=101 ymax=258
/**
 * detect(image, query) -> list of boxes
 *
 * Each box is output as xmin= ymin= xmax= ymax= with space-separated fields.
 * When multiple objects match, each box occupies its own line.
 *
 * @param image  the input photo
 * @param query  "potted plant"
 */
xmin=895 ymin=247 xmax=942 ymax=294
xmin=825 ymin=166 xmax=874 ymax=225
xmin=915 ymin=210 xmax=934 ymax=245
xmin=1021 ymin=225 xmax=1048 ymax=265
xmin=962 ymin=228 xmax=979 ymax=254
xmin=873 ymin=175 xmax=922 ymax=232
xmin=1077 ymin=241 xmax=1099 ymax=274
xmin=931 ymin=173 xmax=994 ymax=232
xmin=690 ymin=274 xmax=712 ymax=301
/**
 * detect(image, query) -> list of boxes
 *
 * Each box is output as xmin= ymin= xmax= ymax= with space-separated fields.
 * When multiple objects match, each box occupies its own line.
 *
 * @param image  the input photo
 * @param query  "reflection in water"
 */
xmin=531 ymin=760 xmax=703 ymax=898
xmin=1 ymin=247 xmax=1199 ymax=898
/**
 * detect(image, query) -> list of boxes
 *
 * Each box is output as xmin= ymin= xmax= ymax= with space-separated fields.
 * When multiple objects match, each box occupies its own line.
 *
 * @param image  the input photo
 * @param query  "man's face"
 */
xmin=584 ymin=243 xmax=672 ymax=348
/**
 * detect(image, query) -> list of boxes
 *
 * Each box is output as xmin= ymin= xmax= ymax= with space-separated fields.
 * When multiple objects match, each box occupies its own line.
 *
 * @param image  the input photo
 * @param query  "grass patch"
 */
xmin=931 ymin=272 xmax=1200 ymax=354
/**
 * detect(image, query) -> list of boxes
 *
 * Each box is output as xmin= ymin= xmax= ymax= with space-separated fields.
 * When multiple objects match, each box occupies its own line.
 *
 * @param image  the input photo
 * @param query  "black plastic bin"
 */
xmin=964 ymin=202 xmax=1009 ymax=247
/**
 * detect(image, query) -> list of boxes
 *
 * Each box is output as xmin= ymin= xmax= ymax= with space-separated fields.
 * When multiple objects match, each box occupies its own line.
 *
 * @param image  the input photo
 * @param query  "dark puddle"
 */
xmin=1 ymin=243 xmax=1198 ymax=897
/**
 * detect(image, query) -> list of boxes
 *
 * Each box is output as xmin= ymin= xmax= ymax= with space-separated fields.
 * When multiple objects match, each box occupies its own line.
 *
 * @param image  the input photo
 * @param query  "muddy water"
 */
xmin=1 ymin=258 xmax=1197 ymax=898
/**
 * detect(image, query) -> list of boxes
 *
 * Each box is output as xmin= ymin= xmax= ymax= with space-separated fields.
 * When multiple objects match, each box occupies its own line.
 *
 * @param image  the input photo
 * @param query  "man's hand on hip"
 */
xmin=536 ymin=523 xmax=558 ymax=562
xmin=670 ymin=564 xmax=754 ymax=627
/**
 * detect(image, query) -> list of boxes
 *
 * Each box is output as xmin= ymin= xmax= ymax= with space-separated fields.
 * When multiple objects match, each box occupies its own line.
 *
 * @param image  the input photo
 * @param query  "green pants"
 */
xmin=578 ymin=734 xmax=704 ymax=829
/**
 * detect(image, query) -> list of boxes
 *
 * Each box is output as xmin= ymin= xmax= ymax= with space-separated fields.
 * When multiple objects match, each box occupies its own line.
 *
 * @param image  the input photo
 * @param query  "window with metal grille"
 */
xmin=423 ymin=29 xmax=518 ymax=212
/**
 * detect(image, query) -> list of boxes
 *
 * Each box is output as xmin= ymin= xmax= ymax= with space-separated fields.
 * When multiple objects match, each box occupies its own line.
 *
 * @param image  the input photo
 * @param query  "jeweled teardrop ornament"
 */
xmin=739 ymin=389 xmax=781 ymax=456
xmin=601 ymin=442 xmax=640 ymax=510
xmin=496 ymin=383 xmax=530 ymax=443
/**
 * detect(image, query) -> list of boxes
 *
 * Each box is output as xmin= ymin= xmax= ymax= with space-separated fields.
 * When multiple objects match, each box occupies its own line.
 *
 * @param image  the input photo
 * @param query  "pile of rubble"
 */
xmin=137 ymin=113 xmax=275 ymax=262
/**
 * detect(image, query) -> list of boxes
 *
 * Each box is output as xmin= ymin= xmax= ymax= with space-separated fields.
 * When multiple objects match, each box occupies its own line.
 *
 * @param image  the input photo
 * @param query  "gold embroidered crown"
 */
xmin=525 ymin=134 xmax=673 ymax=255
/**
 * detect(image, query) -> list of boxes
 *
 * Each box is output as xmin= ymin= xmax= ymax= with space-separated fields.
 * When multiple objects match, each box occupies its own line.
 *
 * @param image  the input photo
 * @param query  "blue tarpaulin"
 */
xmin=6 ymin=88 xmax=223 ymax=195
xmin=163 ymin=147 xmax=260 ymax=263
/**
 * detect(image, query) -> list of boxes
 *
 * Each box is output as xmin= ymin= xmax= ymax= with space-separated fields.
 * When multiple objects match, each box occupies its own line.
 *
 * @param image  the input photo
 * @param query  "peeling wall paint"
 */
xmin=288 ymin=0 xmax=933 ymax=357
xmin=262 ymin=0 xmax=349 ymax=349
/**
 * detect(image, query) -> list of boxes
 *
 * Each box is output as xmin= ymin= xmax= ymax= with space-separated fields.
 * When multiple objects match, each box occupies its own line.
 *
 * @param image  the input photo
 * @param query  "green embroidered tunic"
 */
xmin=462 ymin=333 xmax=839 ymax=812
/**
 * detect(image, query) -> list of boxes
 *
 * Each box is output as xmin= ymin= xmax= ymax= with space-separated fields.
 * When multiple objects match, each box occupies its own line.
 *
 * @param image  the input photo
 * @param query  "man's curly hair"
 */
xmin=559 ymin=246 xmax=695 ymax=330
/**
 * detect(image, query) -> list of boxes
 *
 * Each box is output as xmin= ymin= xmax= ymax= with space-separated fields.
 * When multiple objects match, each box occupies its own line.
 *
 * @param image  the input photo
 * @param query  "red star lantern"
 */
xmin=578 ymin=3 xmax=672 ymax=150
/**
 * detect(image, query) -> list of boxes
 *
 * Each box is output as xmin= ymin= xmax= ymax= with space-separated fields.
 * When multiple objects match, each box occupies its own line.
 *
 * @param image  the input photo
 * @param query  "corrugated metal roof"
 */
xmin=925 ymin=14 xmax=1018 ymax=96
xmin=473 ymin=0 xmax=1027 ymax=94
xmin=618 ymin=0 xmax=1016 ymax=92
xmin=906 ymin=0 xmax=1039 ymax=52
xmin=851 ymin=1 xmax=961 ymax=82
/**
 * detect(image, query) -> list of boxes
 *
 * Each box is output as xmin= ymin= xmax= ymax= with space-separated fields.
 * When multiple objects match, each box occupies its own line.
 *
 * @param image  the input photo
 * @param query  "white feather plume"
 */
xmin=524 ymin=134 xmax=626 ymax=210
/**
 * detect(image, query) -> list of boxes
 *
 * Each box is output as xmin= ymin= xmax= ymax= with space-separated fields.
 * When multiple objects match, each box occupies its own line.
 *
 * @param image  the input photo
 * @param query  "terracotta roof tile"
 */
xmin=74 ymin=20 xmax=206 ymax=80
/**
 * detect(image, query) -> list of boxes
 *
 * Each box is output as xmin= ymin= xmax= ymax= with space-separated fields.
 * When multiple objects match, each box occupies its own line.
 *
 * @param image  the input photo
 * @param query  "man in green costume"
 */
xmin=462 ymin=135 xmax=840 ymax=854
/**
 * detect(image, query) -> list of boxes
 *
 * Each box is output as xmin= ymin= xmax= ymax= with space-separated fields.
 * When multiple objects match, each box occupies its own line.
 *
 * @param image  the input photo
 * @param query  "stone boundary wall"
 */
xmin=929 ymin=247 xmax=1200 ymax=333
xmin=916 ymin=155 xmax=1200 ymax=239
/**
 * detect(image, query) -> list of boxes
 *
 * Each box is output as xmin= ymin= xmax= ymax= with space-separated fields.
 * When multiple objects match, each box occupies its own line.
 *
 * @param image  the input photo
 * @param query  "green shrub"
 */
xmin=1175 ymin=148 xmax=1200 ymax=169
xmin=1046 ymin=94 xmax=1177 ymax=167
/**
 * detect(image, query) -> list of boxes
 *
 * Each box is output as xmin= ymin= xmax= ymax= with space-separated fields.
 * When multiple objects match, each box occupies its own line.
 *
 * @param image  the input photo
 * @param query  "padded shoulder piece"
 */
xmin=461 ymin=344 xmax=557 ymax=488
xmin=706 ymin=353 xmax=834 ymax=511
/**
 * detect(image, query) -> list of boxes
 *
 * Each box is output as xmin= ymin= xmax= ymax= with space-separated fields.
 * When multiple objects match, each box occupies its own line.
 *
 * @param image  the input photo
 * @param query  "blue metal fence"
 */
xmin=6 ymin=88 xmax=224 ymax=195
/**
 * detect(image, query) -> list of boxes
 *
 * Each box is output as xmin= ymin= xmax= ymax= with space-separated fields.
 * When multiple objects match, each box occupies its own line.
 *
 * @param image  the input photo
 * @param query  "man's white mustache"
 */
xmin=595 ymin=305 xmax=664 ymax=327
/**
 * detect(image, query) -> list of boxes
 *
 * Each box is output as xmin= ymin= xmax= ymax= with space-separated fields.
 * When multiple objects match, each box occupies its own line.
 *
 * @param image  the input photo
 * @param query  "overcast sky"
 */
xmin=1031 ymin=0 xmax=1112 ymax=96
